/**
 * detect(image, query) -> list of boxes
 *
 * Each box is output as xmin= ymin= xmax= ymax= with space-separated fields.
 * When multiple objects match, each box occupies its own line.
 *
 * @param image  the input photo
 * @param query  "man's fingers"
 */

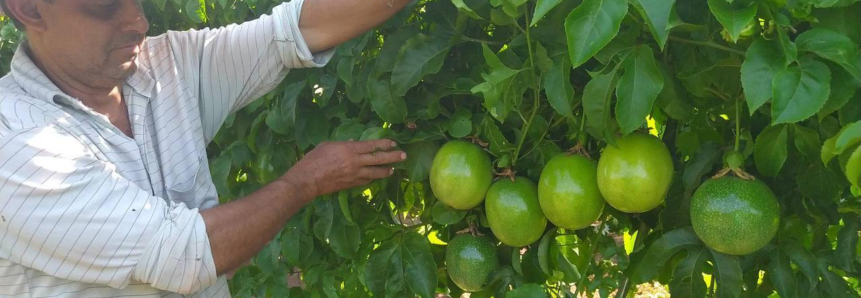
xmin=352 ymin=139 xmax=398 ymax=154
xmin=360 ymin=150 xmax=406 ymax=166
xmin=359 ymin=166 xmax=395 ymax=179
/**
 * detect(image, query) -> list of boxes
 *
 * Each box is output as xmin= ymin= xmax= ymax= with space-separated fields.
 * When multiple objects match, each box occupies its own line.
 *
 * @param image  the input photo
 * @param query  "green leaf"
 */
xmin=366 ymin=240 xmax=398 ymax=297
xmin=329 ymin=204 xmax=361 ymax=259
xmin=376 ymin=29 xmax=420 ymax=74
xmin=480 ymin=116 xmax=515 ymax=156
xmin=209 ymin=153 xmax=233 ymax=197
xmin=796 ymin=28 xmax=861 ymax=81
xmin=505 ymin=284 xmax=548 ymax=298
xmin=449 ymin=108 xmax=473 ymax=138
xmin=632 ymin=0 xmax=675 ymax=50
xmin=537 ymin=228 xmax=556 ymax=276
xmin=402 ymin=232 xmax=438 ymax=298
xmin=530 ymin=0 xmax=563 ymax=26
xmin=615 ymin=46 xmax=665 ymax=134
xmin=819 ymin=64 xmax=860 ymax=118
xmin=793 ymin=124 xmax=821 ymax=158
xmin=583 ymin=68 xmax=620 ymax=141
xmin=185 ymin=0 xmax=206 ymax=23
xmin=768 ymin=251 xmax=798 ymax=298
xmin=754 ymin=124 xmax=789 ymax=177
xmin=771 ymin=58 xmax=832 ymax=124
xmin=313 ymin=198 xmax=335 ymax=241
xmin=798 ymin=162 xmax=839 ymax=201
xmin=837 ymin=215 xmax=859 ymax=273
xmin=707 ymin=0 xmax=756 ymax=43
xmin=630 ymin=227 xmax=702 ymax=283
xmin=391 ymin=34 xmax=451 ymax=97
xmin=741 ymin=38 xmax=787 ymax=114
xmin=452 ymin=0 xmax=483 ymax=20
xmin=367 ymin=78 xmax=408 ymax=124
xmin=811 ymin=3 xmax=861 ymax=45
xmin=543 ymin=59 xmax=576 ymax=119
xmin=782 ymin=242 xmax=820 ymax=289
xmin=471 ymin=44 xmax=525 ymax=122
xmin=431 ymin=201 xmax=467 ymax=225
xmin=833 ymin=121 xmax=861 ymax=155
xmin=564 ymin=0 xmax=628 ymax=68
xmin=669 ymin=248 xmax=709 ymax=298
xmin=267 ymin=81 xmax=305 ymax=135
xmin=402 ymin=141 xmax=439 ymax=182
xmin=709 ymin=250 xmax=742 ymax=298
xmin=282 ymin=218 xmax=314 ymax=265
xmin=819 ymin=264 xmax=859 ymax=298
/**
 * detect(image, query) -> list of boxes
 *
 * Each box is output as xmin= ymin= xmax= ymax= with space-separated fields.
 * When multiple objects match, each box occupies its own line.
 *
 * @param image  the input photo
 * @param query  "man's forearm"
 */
xmin=299 ymin=0 xmax=412 ymax=53
xmin=201 ymin=178 xmax=310 ymax=276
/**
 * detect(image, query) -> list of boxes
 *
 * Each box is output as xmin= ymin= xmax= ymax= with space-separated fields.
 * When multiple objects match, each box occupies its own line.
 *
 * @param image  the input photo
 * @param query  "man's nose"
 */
xmin=118 ymin=0 xmax=150 ymax=35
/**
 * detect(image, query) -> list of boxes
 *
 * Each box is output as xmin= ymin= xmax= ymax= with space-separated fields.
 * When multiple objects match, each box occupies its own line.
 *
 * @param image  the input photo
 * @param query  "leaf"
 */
xmin=403 ymin=141 xmax=439 ymax=182
xmin=833 ymin=121 xmax=861 ymax=155
xmin=471 ymin=44 xmax=525 ymax=122
xmin=793 ymin=124 xmax=821 ymax=158
xmin=209 ymin=153 xmax=233 ymax=196
xmin=797 ymin=161 xmax=839 ymax=201
xmin=629 ymin=227 xmax=702 ymax=283
xmin=583 ymin=68 xmax=620 ymax=141
xmin=314 ymin=198 xmax=335 ymax=241
xmin=329 ymin=205 xmax=361 ymax=259
xmin=707 ymin=0 xmax=756 ymax=43
xmin=185 ymin=0 xmax=206 ymax=23
xmin=564 ymin=0 xmax=628 ymax=68
xmin=669 ymin=248 xmax=709 ymax=298
xmin=819 ymin=64 xmax=860 ymax=118
xmin=543 ymin=59 xmax=575 ymax=119
xmin=391 ymin=34 xmax=451 ymax=97
xmin=480 ymin=117 xmax=515 ymax=156
xmin=811 ymin=3 xmax=861 ymax=45
xmin=505 ymin=284 xmax=548 ymax=298
xmin=836 ymin=215 xmax=859 ymax=273
xmin=530 ymin=0 xmax=563 ymax=26
xmin=768 ymin=251 xmax=798 ymax=298
xmin=632 ymin=0 xmax=675 ymax=50
xmin=819 ymin=264 xmax=859 ymax=298
xmin=537 ymin=228 xmax=556 ymax=276
xmin=709 ymin=250 xmax=742 ymax=298
xmin=366 ymin=240 xmax=398 ymax=297
xmin=771 ymin=58 xmax=832 ymax=124
xmin=782 ymin=242 xmax=819 ymax=289
xmin=615 ymin=46 xmax=665 ymax=134
xmin=741 ymin=38 xmax=787 ymax=114
xmin=754 ymin=124 xmax=789 ymax=177
xmin=796 ymin=28 xmax=861 ymax=81
xmin=402 ymin=232 xmax=438 ymax=298
xmin=682 ymin=142 xmax=721 ymax=195
xmin=431 ymin=201 xmax=467 ymax=225
xmin=376 ymin=29 xmax=420 ymax=74
xmin=367 ymin=78 xmax=408 ymax=124
xmin=449 ymin=108 xmax=473 ymax=138
xmin=452 ymin=0 xmax=483 ymax=19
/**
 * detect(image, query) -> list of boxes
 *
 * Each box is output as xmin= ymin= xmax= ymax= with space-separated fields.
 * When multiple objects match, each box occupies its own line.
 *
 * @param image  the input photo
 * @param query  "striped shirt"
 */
xmin=0 ymin=1 xmax=332 ymax=297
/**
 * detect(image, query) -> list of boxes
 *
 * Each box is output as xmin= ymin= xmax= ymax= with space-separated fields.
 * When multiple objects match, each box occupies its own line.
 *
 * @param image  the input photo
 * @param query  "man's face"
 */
xmin=37 ymin=0 xmax=149 ymax=81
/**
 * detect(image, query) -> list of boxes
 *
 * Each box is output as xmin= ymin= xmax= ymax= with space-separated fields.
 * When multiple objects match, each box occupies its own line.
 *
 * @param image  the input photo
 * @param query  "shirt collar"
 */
xmin=10 ymin=40 xmax=156 ymax=107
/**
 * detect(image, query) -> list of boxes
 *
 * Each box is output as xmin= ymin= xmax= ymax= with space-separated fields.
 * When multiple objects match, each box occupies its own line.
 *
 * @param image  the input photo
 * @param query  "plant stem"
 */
xmin=512 ymin=5 xmax=543 ymax=167
xmin=668 ymin=36 xmax=747 ymax=56
xmin=734 ymin=96 xmax=741 ymax=152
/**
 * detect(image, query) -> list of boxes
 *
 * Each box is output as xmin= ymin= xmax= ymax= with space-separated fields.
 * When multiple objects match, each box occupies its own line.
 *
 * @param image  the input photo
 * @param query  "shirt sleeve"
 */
xmin=162 ymin=0 xmax=334 ymax=143
xmin=0 ymin=126 xmax=217 ymax=295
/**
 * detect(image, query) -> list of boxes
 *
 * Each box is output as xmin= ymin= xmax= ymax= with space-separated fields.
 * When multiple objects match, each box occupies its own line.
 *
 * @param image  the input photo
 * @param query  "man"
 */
xmin=0 ymin=0 xmax=409 ymax=297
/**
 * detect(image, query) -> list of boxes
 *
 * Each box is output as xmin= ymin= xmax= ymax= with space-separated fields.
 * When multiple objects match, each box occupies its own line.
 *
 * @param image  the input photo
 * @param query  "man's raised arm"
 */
xmin=299 ymin=0 xmax=412 ymax=53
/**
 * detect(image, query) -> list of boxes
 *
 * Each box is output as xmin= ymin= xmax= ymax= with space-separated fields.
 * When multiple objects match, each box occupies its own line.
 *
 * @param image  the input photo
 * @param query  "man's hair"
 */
xmin=1 ymin=0 xmax=56 ymax=30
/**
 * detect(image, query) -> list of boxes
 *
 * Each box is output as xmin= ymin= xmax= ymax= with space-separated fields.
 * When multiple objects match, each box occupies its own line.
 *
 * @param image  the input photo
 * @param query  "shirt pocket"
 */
xmin=166 ymin=154 xmax=205 ymax=206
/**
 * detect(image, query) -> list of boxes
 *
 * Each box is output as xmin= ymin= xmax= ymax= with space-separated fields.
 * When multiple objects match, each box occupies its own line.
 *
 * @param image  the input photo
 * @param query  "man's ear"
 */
xmin=5 ymin=0 xmax=48 ymax=32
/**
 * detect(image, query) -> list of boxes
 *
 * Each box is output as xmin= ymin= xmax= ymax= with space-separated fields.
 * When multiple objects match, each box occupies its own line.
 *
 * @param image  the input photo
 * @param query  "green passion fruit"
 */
xmin=538 ymin=154 xmax=605 ymax=230
xmin=597 ymin=133 xmax=674 ymax=213
xmin=445 ymin=234 xmax=498 ymax=292
xmin=430 ymin=140 xmax=493 ymax=210
xmin=485 ymin=177 xmax=548 ymax=247
xmin=690 ymin=176 xmax=780 ymax=255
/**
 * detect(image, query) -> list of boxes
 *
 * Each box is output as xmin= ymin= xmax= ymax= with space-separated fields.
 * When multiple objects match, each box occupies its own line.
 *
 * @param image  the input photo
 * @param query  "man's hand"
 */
xmin=284 ymin=139 xmax=406 ymax=201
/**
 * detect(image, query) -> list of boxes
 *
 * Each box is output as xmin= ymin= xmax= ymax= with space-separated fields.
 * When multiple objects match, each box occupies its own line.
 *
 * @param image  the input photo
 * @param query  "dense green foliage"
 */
xmin=2 ymin=0 xmax=860 ymax=297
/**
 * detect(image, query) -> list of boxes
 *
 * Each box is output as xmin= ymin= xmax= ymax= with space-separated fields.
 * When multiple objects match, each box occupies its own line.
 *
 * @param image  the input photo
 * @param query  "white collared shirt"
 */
xmin=0 ymin=1 xmax=332 ymax=297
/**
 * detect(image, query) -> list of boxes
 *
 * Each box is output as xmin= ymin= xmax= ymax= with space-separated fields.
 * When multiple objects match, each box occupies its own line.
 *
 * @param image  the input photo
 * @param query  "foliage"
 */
xmin=2 ymin=0 xmax=861 ymax=297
